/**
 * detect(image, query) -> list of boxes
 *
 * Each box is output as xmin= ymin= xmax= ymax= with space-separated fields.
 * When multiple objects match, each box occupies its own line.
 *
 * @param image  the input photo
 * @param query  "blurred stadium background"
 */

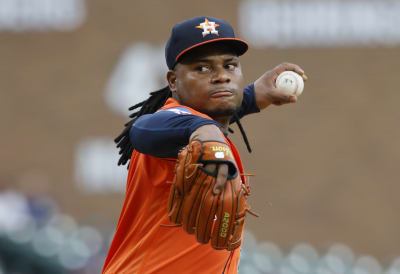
xmin=1 ymin=0 xmax=400 ymax=273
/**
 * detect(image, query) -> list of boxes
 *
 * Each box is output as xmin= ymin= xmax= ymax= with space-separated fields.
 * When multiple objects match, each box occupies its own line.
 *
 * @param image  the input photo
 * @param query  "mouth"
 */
xmin=210 ymin=89 xmax=234 ymax=98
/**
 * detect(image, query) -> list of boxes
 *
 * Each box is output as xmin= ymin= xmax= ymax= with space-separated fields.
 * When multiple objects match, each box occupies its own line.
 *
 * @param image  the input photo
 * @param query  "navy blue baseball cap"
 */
xmin=165 ymin=16 xmax=249 ymax=70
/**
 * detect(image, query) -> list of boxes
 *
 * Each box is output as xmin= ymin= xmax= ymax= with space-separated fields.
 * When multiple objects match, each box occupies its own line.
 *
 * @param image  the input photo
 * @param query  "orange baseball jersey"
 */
xmin=102 ymin=98 xmax=248 ymax=274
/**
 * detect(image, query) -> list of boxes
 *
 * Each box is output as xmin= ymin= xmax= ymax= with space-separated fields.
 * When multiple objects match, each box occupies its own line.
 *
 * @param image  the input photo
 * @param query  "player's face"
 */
xmin=169 ymin=43 xmax=245 ymax=120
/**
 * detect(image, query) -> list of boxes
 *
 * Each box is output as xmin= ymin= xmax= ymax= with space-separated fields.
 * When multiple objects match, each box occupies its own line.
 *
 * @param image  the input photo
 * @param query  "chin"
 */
xmin=200 ymin=96 xmax=242 ymax=118
xmin=203 ymin=106 xmax=238 ymax=118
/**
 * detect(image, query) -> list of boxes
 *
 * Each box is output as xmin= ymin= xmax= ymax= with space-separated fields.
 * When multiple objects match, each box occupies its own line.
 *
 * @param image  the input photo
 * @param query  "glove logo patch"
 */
xmin=220 ymin=212 xmax=230 ymax=238
xmin=215 ymin=152 xmax=225 ymax=159
xmin=211 ymin=146 xmax=232 ymax=157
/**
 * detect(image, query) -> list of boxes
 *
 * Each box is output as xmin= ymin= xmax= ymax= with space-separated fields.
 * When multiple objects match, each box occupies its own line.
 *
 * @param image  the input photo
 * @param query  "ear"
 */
xmin=167 ymin=70 xmax=177 ymax=93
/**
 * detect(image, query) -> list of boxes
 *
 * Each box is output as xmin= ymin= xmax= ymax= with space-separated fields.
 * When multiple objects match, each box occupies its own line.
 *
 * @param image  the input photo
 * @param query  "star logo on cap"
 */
xmin=195 ymin=18 xmax=219 ymax=37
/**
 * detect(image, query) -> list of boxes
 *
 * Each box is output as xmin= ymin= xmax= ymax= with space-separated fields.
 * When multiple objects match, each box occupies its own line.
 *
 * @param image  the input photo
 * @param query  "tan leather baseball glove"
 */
xmin=167 ymin=139 xmax=257 ymax=251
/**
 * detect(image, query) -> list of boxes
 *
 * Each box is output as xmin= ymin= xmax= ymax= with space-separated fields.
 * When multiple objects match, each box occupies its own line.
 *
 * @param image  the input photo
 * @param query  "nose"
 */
xmin=210 ymin=67 xmax=230 ymax=84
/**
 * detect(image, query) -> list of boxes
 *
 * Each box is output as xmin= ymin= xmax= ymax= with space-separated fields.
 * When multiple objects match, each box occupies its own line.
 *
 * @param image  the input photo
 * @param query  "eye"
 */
xmin=225 ymin=63 xmax=237 ymax=70
xmin=196 ymin=65 xmax=211 ymax=72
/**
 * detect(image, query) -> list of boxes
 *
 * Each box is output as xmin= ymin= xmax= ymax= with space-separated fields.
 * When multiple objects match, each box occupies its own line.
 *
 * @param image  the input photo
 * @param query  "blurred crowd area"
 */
xmin=0 ymin=189 xmax=107 ymax=273
xmin=239 ymin=233 xmax=400 ymax=274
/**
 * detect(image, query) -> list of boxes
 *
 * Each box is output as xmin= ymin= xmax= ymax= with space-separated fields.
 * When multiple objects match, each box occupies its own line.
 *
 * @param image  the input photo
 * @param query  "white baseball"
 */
xmin=275 ymin=71 xmax=304 ymax=96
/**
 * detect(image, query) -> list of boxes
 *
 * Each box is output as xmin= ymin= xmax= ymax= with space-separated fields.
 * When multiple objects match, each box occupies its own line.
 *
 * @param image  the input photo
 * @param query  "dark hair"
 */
xmin=115 ymin=86 xmax=251 ymax=167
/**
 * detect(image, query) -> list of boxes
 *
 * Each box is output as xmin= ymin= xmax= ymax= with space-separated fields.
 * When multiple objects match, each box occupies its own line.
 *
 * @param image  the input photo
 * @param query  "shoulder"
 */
xmin=159 ymin=107 xmax=192 ymax=115
xmin=160 ymin=98 xmax=213 ymax=120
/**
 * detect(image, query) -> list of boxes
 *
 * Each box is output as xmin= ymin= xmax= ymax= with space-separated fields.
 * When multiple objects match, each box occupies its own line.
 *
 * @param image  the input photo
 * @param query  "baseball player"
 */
xmin=102 ymin=16 xmax=307 ymax=274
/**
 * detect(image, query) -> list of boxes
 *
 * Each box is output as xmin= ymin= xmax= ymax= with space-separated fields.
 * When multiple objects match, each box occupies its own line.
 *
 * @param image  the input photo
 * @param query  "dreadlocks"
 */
xmin=114 ymin=86 xmax=172 ymax=166
xmin=115 ymin=86 xmax=252 ymax=167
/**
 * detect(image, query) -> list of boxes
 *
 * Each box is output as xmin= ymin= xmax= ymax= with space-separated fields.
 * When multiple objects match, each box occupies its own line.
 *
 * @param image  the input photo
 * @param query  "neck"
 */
xmin=212 ymin=116 xmax=231 ymax=135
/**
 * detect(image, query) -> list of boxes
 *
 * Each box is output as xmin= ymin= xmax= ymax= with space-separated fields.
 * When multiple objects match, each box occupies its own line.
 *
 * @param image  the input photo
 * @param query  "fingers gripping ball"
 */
xmin=167 ymin=140 xmax=257 ymax=251
xmin=276 ymin=71 xmax=304 ymax=96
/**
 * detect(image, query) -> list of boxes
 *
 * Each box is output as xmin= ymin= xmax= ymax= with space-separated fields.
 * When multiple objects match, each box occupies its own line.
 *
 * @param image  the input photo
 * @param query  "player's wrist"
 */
xmin=190 ymin=124 xmax=226 ymax=143
xmin=254 ymin=77 xmax=274 ymax=109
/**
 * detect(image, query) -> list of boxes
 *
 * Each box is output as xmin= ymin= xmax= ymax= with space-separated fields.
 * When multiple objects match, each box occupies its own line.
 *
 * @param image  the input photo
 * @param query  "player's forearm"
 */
xmin=234 ymin=83 xmax=260 ymax=119
xmin=254 ymin=75 xmax=274 ymax=110
xmin=190 ymin=124 xmax=226 ymax=143
xmin=130 ymin=112 xmax=220 ymax=158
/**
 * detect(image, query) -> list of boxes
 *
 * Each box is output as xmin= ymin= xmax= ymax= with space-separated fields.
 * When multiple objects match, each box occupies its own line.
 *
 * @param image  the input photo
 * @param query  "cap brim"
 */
xmin=175 ymin=38 xmax=249 ymax=63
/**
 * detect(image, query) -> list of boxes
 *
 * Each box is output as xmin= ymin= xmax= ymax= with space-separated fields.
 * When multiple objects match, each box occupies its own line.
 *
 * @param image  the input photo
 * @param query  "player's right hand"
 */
xmin=254 ymin=62 xmax=308 ymax=108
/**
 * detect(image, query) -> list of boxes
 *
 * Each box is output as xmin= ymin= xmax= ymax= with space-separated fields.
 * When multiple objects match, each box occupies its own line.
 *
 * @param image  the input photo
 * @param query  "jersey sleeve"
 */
xmin=235 ymin=83 xmax=260 ymax=119
xmin=130 ymin=108 xmax=221 ymax=158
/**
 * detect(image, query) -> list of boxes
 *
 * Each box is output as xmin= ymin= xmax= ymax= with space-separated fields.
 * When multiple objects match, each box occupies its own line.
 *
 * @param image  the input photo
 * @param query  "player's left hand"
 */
xmin=203 ymin=163 xmax=228 ymax=195
xmin=254 ymin=62 xmax=308 ymax=109
xmin=167 ymin=139 xmax=256 ymax=251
